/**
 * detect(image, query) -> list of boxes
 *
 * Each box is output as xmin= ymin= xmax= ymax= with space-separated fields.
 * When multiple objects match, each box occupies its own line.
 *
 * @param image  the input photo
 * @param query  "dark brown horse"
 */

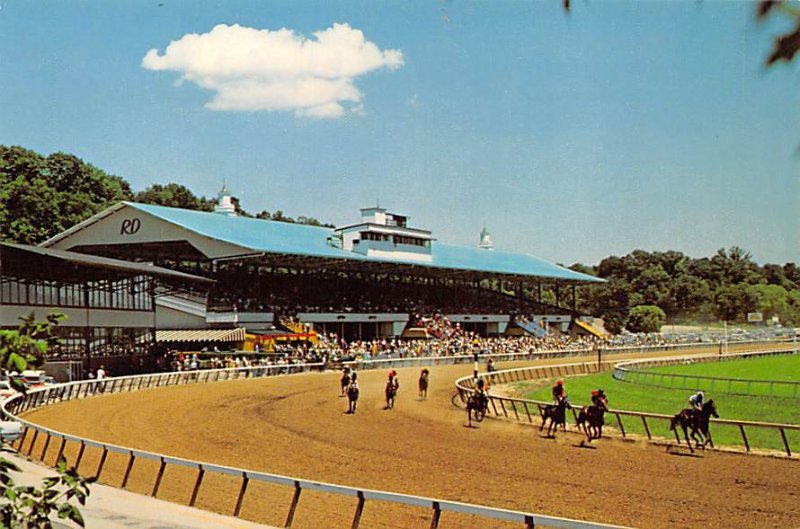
xmin=346 ymin=383 xmax=359 ymax=414
xmin=385 ymin=377 xmax=399 ymax=409
xmin=466 ymin=391 xmax=488 ymax=427
xmin=576 ymin=398 xmax=607 ymax=442
xmin=340 ymin=370 xmax=351 ymax=397
xmin=418 ymin=369 xmax=429 ymax=400
xmin=540 ymin=398 xmax=570 ymax=437
xmin=670 ymin=399 xmax=719 ymax=452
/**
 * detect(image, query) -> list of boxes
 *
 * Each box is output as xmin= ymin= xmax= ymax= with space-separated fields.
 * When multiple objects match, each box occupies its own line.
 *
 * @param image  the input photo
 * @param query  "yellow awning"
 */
xmin=156 ymin=328 xmax=247 ymax=343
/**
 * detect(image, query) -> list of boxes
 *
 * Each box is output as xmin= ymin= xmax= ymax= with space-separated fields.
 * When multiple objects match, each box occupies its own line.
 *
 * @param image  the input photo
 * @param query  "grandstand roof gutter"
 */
xmin=1 ymin=241 xmax=214 ymax=284
xmin=42 ymin=202 xmax=605 ymax=285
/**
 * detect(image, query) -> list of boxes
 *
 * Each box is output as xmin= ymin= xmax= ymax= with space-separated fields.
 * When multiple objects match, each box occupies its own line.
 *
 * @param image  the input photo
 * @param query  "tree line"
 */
xmin=569 ymin=248 xmax=800 ymax=332
xmin=0 ymin=145 xmax=331 ymax=246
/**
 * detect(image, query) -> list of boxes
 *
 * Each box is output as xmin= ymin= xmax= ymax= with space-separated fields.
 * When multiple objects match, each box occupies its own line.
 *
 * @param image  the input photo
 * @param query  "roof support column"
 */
xmin=572 ymin=284 xmax=577 ymax=312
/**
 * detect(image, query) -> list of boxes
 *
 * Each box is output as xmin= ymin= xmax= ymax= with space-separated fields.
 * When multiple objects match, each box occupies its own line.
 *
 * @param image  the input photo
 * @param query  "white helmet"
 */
xmin=697 ymin=391 xmax=704 ymax=399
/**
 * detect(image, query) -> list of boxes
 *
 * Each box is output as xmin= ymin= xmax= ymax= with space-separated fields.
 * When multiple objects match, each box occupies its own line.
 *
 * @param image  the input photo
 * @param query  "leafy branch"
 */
xmin=0 ymin=453 xmax=95 ymax=528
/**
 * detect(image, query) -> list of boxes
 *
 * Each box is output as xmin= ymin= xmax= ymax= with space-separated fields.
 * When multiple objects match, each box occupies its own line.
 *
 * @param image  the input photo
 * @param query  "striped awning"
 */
xmin=156 ymin=328 xmax=246 ymax=343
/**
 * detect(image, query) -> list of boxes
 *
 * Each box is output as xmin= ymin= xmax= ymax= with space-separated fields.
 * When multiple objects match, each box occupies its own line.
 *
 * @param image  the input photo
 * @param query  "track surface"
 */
xmin=26 ymin=351 xmax=800 ymax=529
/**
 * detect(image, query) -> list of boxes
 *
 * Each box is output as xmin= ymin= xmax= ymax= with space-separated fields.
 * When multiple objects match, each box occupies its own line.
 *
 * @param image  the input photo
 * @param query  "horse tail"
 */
xmin=669 ymin=414 xmax=679 ymax=431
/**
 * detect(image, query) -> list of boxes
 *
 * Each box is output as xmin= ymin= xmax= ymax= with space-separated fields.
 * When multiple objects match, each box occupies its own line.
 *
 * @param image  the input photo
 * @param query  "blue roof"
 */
xmin=125 ymin=202 xmax=603 ymax=283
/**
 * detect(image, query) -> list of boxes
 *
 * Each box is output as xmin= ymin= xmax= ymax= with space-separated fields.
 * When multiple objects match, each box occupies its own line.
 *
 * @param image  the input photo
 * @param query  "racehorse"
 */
xmin=385 ymin=377 xmax=399 ymax=409
xmin=576 ymin=398 xmax=607 ymax=442
xmin=540 ymin=398 xmax=570 ymax=437
xmin=418 ymin=369 xmax=429 ymax=400
xmin=340 ymin=370 xmax=351 ymax=397
xmin=346 ymin=383 xmax=359 ymax=414
xmin=466 ymin=391 xmax=488 ymax=427
xmin=670 ymin=399 xmax=719 ymax=452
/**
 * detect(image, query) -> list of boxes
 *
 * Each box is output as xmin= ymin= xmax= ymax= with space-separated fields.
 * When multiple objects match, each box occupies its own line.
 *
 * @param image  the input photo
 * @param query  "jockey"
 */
xmin=388 ymin=369 xmax=399 ymax=390
xmin=591 ymin=388 xmax=608 ymax=411
xmin=552 ymin=379 xmax=566 ymax=404
xmin=475 ymin=377 xmax=489 ymax=406
xmin=486 ymin=357 xmax=495 ymax=372
xmin=349 ymin=372 xmax=359 ymax=390
xmin=689 ymin=391 xmax=704 ymax=412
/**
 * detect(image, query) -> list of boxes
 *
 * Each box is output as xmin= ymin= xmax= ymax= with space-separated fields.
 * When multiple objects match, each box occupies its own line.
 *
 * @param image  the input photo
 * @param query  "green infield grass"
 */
xmin=621 ymin=353 xmax=800 ymax=397
xmin=644 ymin=353 xmax=799 ymax=381
xmin=513 ymin=368 xmax=800 ymax=452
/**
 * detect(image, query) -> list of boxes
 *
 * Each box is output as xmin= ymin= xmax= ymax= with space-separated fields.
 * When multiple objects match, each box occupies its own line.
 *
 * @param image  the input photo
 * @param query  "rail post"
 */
xmin=285 ymin=480 xmax=301 ymax=528
xmin=189 ymin=466 xmax=205 ymax=507
xmin=15 ymin=425 xmax=28 ymax=453
xmin=738 ymin=425 xmax=751 ymax=452
xmin=121 ymin=452 xmax=136 ymax=489
xmin=233 ymin=473 xmax=250 ymax=517
xmin=430 ymin=501 xmax=441 ymax=529
xmin=39 ymin=431 xmax=51 ymax=462
xmin=55 ymin=436 xmax=67 ymax=464
xmin=95 ymin=447 xmax=109 ymax=480
xmin=27 ymin=429 xmax=39 ymax=457
xmin=74 ymin=440 xmax=86 ymax=470
xmin=351 ymin=491 xmax=365 ymax=529
xmin=779 ymin=428 xmax=792 ymax=457
xmin=498 ymin=399 xmax=508 ymax=417
xmin=615 ymin=413 xmax=626 ymax=438
xmin=640 ymin=416 xmax=652 ymax=439
xmin=152 ymin=457 xmax=167 ymax=497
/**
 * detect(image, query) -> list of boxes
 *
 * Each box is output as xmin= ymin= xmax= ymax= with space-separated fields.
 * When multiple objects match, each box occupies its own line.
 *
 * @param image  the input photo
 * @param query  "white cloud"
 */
xmin=142 ymin=23 xmax=404 ymax=118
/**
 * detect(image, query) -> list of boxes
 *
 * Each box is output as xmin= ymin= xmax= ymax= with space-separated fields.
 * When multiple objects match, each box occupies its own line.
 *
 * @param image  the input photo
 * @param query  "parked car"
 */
xmin=9 ymin=370 xmax=54 ymax=390
xmin=0 ymin=421 xmax=22 ymax=442
xmin=0 ymin=380 xmax=19 ymax=400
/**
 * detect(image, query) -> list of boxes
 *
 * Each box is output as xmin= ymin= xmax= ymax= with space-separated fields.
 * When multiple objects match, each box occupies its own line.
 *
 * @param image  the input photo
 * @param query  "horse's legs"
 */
xmin=680 ymin=424 xmax=694 ymax=452
xmin=704 ymin=429 xmax=714 ymax=448
xmin=689 ymin=426 xmax=703 ymax=449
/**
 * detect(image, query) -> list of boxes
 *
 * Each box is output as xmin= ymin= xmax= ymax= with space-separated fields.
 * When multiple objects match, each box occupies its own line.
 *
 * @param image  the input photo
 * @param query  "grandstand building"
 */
xmin=39 ymin=189 xmax=604 ymax=342
xmin=0 ymin=241 xmax=211 ymax=377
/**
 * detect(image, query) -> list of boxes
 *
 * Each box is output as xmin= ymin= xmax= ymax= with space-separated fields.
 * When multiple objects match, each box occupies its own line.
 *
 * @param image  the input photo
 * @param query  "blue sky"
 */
xmin=1 ymin=1 xmax=798 ymax=265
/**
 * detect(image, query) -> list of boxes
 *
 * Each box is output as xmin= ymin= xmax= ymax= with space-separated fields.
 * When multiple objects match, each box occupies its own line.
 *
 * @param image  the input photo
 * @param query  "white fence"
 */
xmin=454 ymin=350 xmax=800 ymax=457
xmin=3 ymin=363 xmax=628 ymax=529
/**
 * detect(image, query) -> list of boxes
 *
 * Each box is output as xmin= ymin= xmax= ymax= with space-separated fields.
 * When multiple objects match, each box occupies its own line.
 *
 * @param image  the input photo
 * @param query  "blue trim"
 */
xmin=124 ymin=202 xmax=603 ymax=283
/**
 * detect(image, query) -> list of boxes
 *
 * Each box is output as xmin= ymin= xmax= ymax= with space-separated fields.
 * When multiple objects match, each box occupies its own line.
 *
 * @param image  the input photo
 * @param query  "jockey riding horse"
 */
xmin=385 ymin=370 xmax=399 ymax=409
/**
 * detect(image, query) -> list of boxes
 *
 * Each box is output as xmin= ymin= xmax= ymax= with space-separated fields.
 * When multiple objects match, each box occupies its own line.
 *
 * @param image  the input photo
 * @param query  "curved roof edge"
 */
xmin=49 ymin=201 xmax=605 ymax=284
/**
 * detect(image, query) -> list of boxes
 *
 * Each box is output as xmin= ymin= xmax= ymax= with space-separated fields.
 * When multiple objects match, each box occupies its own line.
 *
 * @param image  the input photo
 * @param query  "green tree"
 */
xmin=0 ymin=314 xmax=93 ymax=528
xmin=134 ymin=183 xmax=214 ymax=211
xmin=601 ymin=310 xmax=626 ymax=335
xmin=0 ymin=312 xmax=64 ymax=376
xmin=625 ymin=305 xmax=667 ymax=333
xmin=714 ymin=284 xmax=757 ymax=322
xmin=670 ymin=274 xmax=713 ymax=312
xmin=0 ymin=146 xmax=132 ymax=245
xmin=748 ymin=284 xmax=791 ymax=323
xmin=0 ymin=455 xmax=94 ymax=528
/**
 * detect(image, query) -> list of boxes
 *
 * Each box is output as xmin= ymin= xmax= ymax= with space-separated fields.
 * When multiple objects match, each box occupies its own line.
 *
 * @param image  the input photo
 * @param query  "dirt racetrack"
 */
xmin=24 ymin=351 xmax=800 ymax=529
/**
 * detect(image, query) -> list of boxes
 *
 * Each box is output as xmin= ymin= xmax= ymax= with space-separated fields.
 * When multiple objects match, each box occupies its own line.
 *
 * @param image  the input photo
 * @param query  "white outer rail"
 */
xmin=2 ymin=364 xmax=628 ymax=529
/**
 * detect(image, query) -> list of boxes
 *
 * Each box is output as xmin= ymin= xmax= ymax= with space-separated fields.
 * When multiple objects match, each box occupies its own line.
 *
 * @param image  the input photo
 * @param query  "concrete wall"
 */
xmin=1 ymin=305 xmax=154 ymax=328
